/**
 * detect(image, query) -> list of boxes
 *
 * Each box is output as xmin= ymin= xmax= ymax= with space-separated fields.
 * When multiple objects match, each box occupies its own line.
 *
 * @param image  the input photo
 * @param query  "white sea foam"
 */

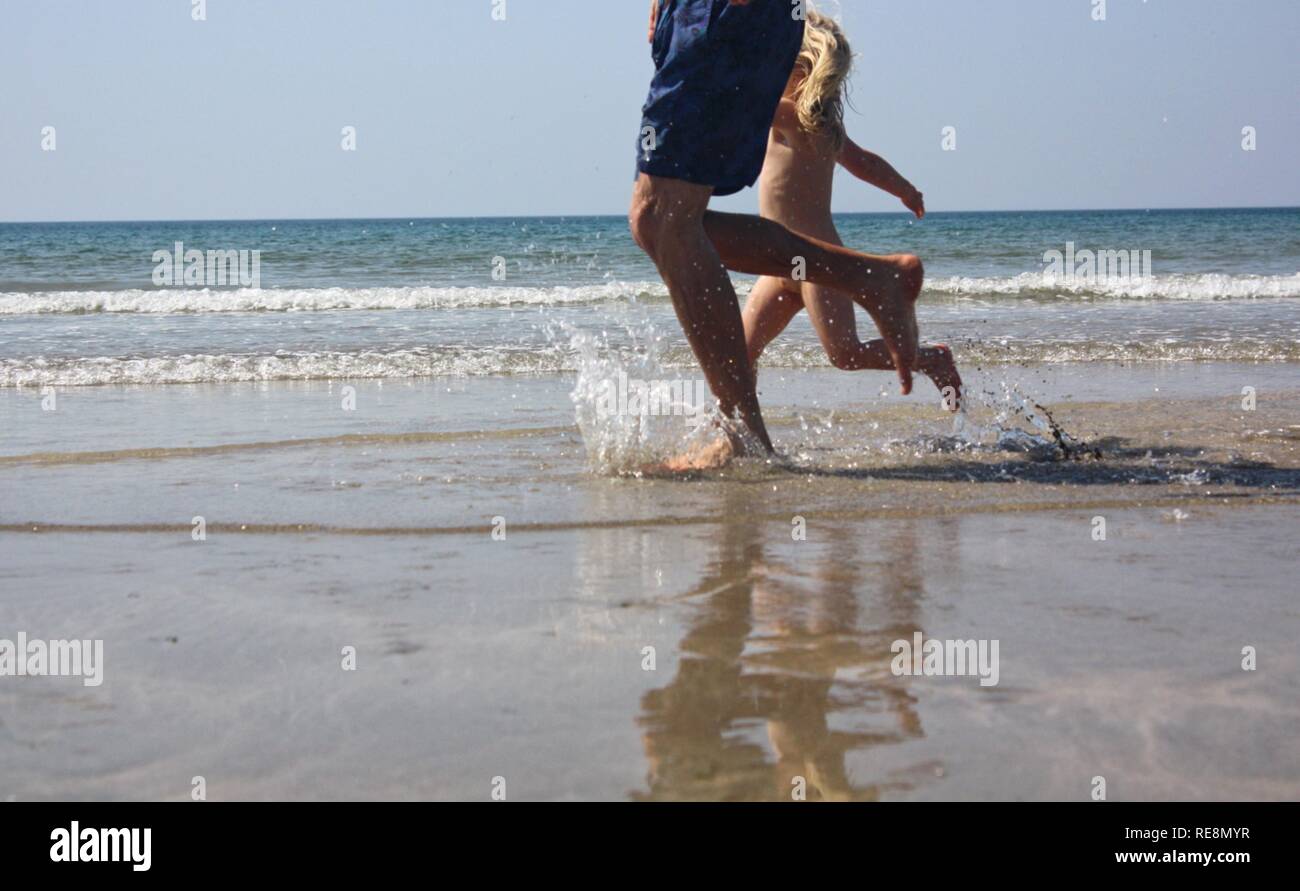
xmin=926 ymin=271 xmax=1300 ymax=301
xmin=0 ymin=273 xmax=1295 ymax=315
xmin=0 ymin=282 xmax=665 ymax=315
xmin=4 ymin=335 xmax=1297 ymax=388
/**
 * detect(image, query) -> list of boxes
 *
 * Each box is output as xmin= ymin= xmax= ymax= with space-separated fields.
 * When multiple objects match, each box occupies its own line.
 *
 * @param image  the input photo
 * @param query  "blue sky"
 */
xmin=2 ymin=0 xmax=1296 ymax=221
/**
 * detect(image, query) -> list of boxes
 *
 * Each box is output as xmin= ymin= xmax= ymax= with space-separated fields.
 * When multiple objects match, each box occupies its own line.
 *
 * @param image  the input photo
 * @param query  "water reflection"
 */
xmin=632 ymin=488 xmax=939 ymax=801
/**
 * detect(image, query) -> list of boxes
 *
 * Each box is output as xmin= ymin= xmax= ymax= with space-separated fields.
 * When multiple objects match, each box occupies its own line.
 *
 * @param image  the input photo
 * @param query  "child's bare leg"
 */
xmin=916 ymin=346 xmax=962 ymax=410
xmin=805 ymin=285 xmax=962 ymax=410
xmin=742 ymin=276 xmax=804 ymax=375
xmin=702 ymin=210 xmax=922 ymax=395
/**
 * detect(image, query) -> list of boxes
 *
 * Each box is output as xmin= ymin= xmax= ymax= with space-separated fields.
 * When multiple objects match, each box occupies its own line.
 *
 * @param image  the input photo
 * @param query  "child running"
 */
xmin=741 ymin=9 xmax=962 ymax=408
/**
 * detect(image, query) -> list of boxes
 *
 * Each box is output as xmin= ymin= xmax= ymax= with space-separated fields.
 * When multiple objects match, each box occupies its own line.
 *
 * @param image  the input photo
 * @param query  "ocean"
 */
xmin=1 ymin=210 xmax=1298 ymax=390
xmin=2 ymin=208 xmax=1298 ymax=800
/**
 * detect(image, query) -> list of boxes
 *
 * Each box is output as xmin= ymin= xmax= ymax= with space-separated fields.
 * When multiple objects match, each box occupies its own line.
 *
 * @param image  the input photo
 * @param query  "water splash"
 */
xmin=951 ymin=381 xmax=1100 ymax=460
xmin=558 ymin=318 xmax=734 ymax=475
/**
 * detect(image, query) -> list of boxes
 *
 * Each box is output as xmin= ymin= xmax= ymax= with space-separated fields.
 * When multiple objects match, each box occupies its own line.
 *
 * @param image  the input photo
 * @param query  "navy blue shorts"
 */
xmin=637 ymin=0 xmax=806 ymax=197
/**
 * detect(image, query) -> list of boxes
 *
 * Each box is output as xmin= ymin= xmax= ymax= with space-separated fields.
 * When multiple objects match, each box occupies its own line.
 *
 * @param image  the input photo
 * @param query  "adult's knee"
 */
xmin=896 ymin=254 xmax=925 ymax=291
xmin=629 ymin=192 xmax=689 ymax=260
xmin=629 ymin=178 xmax=710 ymax=260
xmin=628 ymin=195 xmax=663 ymax=257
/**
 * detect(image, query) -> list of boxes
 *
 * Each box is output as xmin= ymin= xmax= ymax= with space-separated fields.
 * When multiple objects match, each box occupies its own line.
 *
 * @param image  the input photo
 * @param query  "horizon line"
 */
xmin=2 ymin=205 xmax=1297 ymax=226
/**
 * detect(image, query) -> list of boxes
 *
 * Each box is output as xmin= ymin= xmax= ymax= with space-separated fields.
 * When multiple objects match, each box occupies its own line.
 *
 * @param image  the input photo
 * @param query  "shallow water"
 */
xmin=2 ymin=362 xmax=1297 ymax=800
xmin=2 ymin=210 xmax=1298 ymax=800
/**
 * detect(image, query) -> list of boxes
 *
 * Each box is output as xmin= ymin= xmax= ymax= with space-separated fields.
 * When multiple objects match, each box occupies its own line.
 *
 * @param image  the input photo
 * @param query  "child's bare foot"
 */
xmin=918 ymin=344 xmax=962 ymax=411
xmin=859 ymin=254 xmax=923 ymax=396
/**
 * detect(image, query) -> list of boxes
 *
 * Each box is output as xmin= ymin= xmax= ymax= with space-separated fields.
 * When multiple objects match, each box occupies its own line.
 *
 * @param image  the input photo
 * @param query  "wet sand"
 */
xmin=1 ymin=363 xmax=1298 ymax=800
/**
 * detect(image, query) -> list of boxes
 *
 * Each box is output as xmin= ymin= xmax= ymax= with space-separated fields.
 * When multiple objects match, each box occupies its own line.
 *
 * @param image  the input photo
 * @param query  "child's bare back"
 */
xmin=759 ymin=100 xmax=841 ymax=242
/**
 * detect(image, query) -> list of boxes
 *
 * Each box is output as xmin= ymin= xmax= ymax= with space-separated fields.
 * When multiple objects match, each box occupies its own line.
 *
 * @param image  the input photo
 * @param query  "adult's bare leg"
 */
xmin=629 ymin=174 xmax=774 ymax=453
xmin=703 ymin=210 xmax=922 ymax=394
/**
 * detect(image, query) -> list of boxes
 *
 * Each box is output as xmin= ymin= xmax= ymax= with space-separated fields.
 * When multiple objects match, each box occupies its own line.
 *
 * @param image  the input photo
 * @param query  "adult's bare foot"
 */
xmin=859 ymin=254 xmax=922 ymax=396
xmin=640 ymin=436 xmax=737 ymax=475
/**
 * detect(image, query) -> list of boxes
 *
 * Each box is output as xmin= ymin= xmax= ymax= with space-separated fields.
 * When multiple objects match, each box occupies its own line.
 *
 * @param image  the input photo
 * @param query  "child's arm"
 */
xmin=837 ymin=136 xmax=925 ymax=219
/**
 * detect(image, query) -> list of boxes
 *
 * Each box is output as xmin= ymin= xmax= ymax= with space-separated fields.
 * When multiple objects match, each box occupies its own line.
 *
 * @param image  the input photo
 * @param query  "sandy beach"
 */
xmin=3 ymin=362 xmax=1297 ymax=800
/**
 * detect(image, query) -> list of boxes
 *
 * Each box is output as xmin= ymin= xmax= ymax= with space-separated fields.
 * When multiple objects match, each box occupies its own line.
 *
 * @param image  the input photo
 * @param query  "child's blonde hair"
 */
xmin=791 ymin=9 xmax=853 ymax=149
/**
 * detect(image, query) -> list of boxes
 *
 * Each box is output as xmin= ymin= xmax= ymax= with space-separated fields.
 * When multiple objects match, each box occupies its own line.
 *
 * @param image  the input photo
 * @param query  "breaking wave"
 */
xmin=1 ymin=272 xmax=1296 ymax=315
xmin=0 ymin=282 xmax=663 ymax=315
xmin=4 ymin=335 xmax=1297 ymax=388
